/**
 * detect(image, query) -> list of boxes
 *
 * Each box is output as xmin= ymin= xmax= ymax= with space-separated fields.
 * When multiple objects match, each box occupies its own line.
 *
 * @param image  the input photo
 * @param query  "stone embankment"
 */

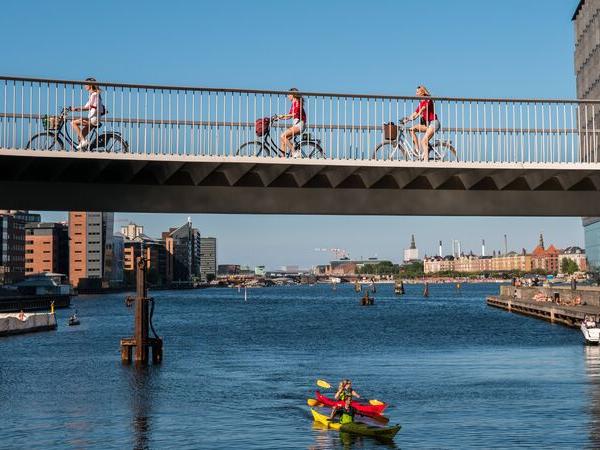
xmin=487 ymin=285 xmax=600 ymax=328
xmin=0 ymin=312 xmax=57 ymax=336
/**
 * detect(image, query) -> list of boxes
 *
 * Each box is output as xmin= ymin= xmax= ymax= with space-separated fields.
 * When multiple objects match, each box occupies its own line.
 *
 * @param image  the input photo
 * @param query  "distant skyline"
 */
xmin=36 ymin=211 xmax=583 ymax=269
xmin=3 ymin=0 xmax=584 ymax=268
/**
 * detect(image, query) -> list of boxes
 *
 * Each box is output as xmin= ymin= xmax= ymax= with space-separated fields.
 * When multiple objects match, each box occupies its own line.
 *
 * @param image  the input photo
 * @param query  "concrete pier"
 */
xmin=0 ymin=312 xmax=57 ymax=336
xmin=487 ymin=285 xmax=600 ymax=328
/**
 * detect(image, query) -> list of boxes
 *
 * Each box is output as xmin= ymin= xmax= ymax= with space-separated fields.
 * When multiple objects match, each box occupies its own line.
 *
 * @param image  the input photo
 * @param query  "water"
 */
xmin=1 ymin=283 xmax=598 ymax=449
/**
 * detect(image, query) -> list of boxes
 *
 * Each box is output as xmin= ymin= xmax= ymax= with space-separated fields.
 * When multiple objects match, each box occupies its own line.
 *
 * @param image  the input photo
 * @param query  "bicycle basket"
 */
xmin=42 ymin=115 xmax=64 ymax=131
xmin=255 ymin=117 xmax=270 ymax=137
xmin=383 ymin=122 xmax=397 ymax=141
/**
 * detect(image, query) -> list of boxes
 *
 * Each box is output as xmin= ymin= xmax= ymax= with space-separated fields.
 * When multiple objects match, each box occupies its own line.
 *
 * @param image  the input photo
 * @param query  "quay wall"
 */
xmin=0 ymin=313 xmax=57 ymax=336
xmin=500 ymin=285 xmax=600 ymax=307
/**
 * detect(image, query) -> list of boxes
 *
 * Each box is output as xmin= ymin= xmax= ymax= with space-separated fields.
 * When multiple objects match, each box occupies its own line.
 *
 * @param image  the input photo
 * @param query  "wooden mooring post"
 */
xmin=120 ymin=257 xmax=163 ymax=365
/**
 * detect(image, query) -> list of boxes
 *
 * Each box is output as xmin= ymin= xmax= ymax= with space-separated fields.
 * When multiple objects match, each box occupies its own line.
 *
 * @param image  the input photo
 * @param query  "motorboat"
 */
xmin=581 ymin=315 xmax=600 ymax=344
xmin=68 ymin=310 xmax=80 ymax=326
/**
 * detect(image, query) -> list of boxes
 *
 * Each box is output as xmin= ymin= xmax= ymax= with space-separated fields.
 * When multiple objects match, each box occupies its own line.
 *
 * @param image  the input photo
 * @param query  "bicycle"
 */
xmin=236 ymin=116 xmax=324 ymax=158
xmin=26 ymin=107 xmax=128 ymax=153
xmin=372 ymin=120 xmax=458 ymax=161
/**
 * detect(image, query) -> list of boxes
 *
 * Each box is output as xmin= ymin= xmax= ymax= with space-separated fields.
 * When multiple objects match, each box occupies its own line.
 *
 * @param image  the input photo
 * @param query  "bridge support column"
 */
xmin=120 ymin=257 xmax=163 ymax=365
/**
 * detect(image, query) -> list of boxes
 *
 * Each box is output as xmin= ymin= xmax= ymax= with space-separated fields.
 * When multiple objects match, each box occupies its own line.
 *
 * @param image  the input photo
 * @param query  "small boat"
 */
xmin=310 ymin=408 xmax=400 ymax=440
xmin=68 ymin=310 xmax=80 ymax=326
xmin=581 ymin=315 xmax=600 ymax=344
xmin=394 ymin=281 xmax=405 ymax=295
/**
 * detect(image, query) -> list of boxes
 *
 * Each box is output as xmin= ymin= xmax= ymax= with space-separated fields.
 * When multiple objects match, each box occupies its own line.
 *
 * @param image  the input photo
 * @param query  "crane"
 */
xmin=314 ymin=248 xmax=349 ymax=259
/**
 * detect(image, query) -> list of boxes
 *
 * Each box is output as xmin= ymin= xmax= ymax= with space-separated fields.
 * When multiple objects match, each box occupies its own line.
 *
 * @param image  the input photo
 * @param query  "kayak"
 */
xmin=315 ymin=391 xmax=387 ymax=415
xmin=311 ymin=408 xmax=401 ymax=440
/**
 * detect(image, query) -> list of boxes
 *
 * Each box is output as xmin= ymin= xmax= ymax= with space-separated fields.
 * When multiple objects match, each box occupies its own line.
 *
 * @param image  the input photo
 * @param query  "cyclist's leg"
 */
xmin=280 ymin=125 xmax=302 ymax=156
xmin=410 ymin=124 xmax=428 ymax=159
xmin=72 ymin=118 xmax=91 ymax=142
xmin=421 ymin=120 xmax=440 ymax=162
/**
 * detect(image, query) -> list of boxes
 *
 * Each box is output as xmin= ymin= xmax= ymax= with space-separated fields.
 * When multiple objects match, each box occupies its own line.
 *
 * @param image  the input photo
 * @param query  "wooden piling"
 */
xmin=120 ymin=257 xmax=163 ymax=365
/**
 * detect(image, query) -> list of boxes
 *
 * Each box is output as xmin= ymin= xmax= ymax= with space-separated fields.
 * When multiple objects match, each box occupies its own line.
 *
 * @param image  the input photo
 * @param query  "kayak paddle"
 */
xmin=317 ymin=379 xmax=385 ymax=407
xmin=317 ymin=379 xmax=331 ymax=389
xmin=307 ymin=398 xmax=324 ymax=407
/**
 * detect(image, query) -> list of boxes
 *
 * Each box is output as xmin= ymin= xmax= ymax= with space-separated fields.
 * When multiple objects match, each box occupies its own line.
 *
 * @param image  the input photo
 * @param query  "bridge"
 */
xmin=1 ymin=76 xmax=599 ymax=215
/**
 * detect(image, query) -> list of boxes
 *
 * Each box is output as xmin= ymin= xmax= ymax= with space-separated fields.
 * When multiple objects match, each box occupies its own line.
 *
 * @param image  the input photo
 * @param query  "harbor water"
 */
xmin=1 ymin=283 xmax=597 ymax=449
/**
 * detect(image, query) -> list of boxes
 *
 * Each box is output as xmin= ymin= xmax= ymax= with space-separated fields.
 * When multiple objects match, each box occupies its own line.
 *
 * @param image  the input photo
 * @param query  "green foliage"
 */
xmin=357 ymin=261 xmax=424 ymax=278
xmin=560 ymin=258 xmax=579 ymax=275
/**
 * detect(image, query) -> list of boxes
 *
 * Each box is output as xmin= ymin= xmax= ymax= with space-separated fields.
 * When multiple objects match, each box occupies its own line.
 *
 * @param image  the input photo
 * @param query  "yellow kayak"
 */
xmin=310 ymin=408 xmax=401 ymax=440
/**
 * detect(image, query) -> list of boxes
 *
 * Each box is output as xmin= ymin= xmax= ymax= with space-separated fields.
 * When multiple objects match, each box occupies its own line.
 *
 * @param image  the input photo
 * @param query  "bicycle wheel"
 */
xmin=432 ymin=141 xmax=458 ymax=162
xmin=372 ymin=142 xmax=403 ymax=160
xmin=299 ymin=141 xmax=325 ymax=159
xmin=95 ymin=133 xmax=129 ymax=153
xmin=237 ymin=141 xmax=269 ymax=157
xmin=26 ymin=132 xmax=63 ymax=151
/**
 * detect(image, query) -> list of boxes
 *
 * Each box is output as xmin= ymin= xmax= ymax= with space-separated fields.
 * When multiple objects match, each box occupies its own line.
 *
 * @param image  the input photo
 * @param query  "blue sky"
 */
xmin=2 ymin=0 xmax=584 ymax=268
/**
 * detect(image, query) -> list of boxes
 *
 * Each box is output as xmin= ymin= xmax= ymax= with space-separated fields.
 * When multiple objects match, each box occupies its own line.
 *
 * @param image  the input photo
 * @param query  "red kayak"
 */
xmin=315 ymin=391 xmax=387 ymax=416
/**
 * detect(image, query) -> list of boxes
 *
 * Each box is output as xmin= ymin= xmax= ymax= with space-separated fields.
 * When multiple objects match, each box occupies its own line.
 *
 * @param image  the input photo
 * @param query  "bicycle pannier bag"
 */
xmin=383 ymin=122 xmax=397 ymax=141
xmin=255 ymin=117 xmax=270 ymax=136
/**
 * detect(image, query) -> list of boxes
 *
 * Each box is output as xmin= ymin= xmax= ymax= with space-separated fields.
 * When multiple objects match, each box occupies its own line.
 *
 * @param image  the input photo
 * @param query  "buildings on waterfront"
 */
xmin=25 ymin=222 xmax=69 ymax=276
xmin=314 ymin=257 xmax=393 ymax=276
xmin=0 ymin=210 xmax=41 ymax=284
xmin=163 ymin=219 xmax=201 ymax=283
xmin=423 ymin=234 xmax=586 ymax=275
xmin=575 ymin=1 xmax=600 ymax=272
xmin=68 ymin=212 xmax=115 ymax=289
xmin=199 ymin=237 xmax=217 ymax=282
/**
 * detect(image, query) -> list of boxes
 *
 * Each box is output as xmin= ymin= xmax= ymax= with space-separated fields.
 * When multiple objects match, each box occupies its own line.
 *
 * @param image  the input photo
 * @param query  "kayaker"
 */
xmin=334 ymin=379 xmax=360 ymax=401
xmin=330 ymin=395 xmax=356 ymax=424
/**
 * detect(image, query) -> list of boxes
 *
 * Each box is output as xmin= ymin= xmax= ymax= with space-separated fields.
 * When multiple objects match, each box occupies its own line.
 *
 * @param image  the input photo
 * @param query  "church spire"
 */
xmin=539 ymin=233 xmax=544 ymax=249
xmin=410 ymin=234 xmax=416 ymax=250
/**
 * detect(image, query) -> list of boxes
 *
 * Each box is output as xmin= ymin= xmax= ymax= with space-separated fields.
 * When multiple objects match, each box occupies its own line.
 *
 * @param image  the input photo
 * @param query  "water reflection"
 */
xmin=584 ymin=345 xmax=600 ymax=447
xmin=309 ymin=422 xmax=399 ymax=449
xmin=125 ymin=366 xmax=160 ymax=450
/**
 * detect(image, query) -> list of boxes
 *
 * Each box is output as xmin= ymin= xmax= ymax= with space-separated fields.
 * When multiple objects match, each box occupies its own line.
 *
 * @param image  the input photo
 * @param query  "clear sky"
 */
xmin=2 ymin=0 xmax=584 ymax=269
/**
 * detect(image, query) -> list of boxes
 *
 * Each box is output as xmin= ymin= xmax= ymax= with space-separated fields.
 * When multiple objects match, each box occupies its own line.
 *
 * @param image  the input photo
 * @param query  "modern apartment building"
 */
xmin=0 ymin=210 xmax=41 ymax=284
xmin=25 ymin=222 xmax=69 ymax=276
xmin=163 ymin=220 xmax=201 ymax=283
xmin=575 ymin=1 xmax=600 ymax=271
xmin=200 ymin=237 xmax=217 ymax=282
xmin=68 ymin=212 xmax=115 ymax=289
xmin=123 ymin=226 xmax=167 ymax=284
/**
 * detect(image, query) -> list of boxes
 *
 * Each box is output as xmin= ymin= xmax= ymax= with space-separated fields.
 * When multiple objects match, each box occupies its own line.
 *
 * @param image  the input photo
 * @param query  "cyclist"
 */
xmin=403 ymin=85 xmax=440 ymax=162
xmin=70 ymin=77 xmax=104 ymax=150
xmin=276 ymin=88 xmax=306 ymax=157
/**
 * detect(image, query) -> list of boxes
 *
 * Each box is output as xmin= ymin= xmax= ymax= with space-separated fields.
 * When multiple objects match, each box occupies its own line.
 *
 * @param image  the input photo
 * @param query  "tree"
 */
xmin=561 ymin=258 xmax=579 ymax=275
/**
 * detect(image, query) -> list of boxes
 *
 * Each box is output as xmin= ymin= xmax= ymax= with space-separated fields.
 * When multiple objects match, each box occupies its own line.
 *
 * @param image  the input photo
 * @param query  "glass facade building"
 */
xmin=583 ymin=218 xmax=600 ymax=272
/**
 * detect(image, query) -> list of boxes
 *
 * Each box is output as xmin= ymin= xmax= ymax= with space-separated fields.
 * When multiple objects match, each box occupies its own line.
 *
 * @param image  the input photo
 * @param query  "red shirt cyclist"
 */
xmin=276 ymin=88 xmax=306 ymax=157
xmin=403 ymin=85 xmax=440 ymax=162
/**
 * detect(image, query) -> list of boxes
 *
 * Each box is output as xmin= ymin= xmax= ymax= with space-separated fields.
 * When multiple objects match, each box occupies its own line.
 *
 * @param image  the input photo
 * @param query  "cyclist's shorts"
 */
xmin=292 ymin=119 xmax=305 ymax=132
xmin=427 ymin=119 xmax=440 ymax=132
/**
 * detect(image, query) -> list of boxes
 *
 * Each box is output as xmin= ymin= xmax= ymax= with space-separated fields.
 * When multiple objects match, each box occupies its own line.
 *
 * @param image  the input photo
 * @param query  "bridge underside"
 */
xmin=1 ymin=150 xmax=600 ymax=216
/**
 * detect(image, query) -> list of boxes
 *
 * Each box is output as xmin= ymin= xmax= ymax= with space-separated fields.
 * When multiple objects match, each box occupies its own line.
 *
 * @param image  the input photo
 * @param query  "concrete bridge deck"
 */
xmin=2 ymin=149 xmax=600 ymax=214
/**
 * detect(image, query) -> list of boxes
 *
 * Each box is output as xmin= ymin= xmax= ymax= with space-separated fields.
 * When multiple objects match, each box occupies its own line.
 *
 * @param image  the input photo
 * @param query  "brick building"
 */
xmin=0 ymin=210 xmax=41 ymax=284
xmin=25 ymin=222 xmax=69 ymax=276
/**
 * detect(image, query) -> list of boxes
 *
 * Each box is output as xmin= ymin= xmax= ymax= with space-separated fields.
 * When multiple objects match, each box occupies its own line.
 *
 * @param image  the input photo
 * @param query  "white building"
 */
xmin=403 ymin=234 xmax=419 ymax=262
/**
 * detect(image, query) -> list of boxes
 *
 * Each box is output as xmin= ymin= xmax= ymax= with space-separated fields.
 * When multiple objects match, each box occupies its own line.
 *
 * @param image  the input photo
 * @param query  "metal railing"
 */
xmin=1 ymin=75 xmax=599 ymax=164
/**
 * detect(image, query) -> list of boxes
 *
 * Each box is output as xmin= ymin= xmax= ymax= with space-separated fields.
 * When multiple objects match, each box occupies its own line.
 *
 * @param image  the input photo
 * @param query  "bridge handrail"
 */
xmin=1 ymin=75 xmax=599 ymax=105
xmin=1 ymin=75 xmax=599 ymax=163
